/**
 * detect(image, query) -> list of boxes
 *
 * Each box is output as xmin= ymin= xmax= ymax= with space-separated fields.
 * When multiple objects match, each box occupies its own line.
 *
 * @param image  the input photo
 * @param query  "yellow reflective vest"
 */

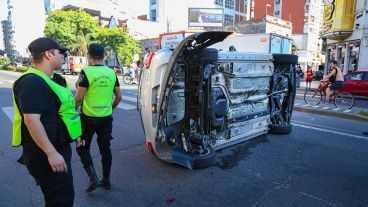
xmin=12 ymin=68 xmax=82 ymax=147
xmin=82 ymin=66 xmax=116 ymax=117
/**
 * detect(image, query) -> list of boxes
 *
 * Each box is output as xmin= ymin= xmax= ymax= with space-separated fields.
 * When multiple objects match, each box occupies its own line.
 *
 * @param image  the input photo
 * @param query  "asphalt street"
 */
xmin=1 ymin=70 xmax=368 ymax=207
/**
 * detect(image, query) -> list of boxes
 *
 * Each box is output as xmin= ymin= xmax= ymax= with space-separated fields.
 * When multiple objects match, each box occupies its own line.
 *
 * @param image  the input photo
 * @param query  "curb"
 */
xmin=294 ymin=106 xmax=368 ymax=122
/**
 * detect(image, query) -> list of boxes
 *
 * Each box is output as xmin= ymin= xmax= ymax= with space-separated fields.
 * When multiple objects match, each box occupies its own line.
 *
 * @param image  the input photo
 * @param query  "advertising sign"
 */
xmin=141 ymin=38 xmax=159 ymax=53
xmin=161 ymin=33 xmax=185 ymax=49
xmin=322 ymin=0 xmax=356 ymax=40
xmin=188 ymin=8 xmax=223 ymax=27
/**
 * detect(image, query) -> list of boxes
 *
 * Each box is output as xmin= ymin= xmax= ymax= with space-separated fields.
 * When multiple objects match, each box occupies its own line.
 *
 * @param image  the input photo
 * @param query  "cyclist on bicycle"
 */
xmin=324 ymin=60 xmax=344 ymax=101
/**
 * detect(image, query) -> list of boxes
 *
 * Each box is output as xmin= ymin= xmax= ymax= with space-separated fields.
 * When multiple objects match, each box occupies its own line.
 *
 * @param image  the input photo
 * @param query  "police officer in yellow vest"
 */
xmin=75 ymin=43 xmax=122 ymax=192
xmin=13 ymin=37 xmax=84 ymax=207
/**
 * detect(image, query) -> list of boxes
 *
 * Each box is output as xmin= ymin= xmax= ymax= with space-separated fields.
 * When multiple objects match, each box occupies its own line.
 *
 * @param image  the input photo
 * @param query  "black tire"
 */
xmin=304 ymin=89 xmax=322 ymax=105
xmin=334 ymin=92 xmax=355 ymax=110
xmin=200 ymin=48 xmax=218 ymax=62
xmin=194 ymin=146 xmax=216 ymax=169
xmin=273 ymin=54 xmax=299 ymax=64
xmin=269 ymin=123 xmax=292 ymax=134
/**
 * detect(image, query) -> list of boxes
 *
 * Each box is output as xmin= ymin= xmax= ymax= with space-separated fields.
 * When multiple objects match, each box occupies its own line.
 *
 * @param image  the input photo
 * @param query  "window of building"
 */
xmin=150 ymin=0 xmax=156 ymax=5
xmin=225 ymin=0 xmax=234 ymax=9
xmin=224 ymin=14 xmax=234 ymax=23
xmin=214 ymin=0 xmax=223 ymax=6
xmin=305 ymin=4 xmax=309 ymax=13
xmin=150 ymin=9 xmax=156 ymax=21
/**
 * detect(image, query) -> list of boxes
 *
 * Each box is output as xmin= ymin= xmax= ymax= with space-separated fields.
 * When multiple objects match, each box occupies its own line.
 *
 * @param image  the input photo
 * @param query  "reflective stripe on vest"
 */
xmin=82 ymin=66 xmax=116 ymax=117
xmin=12 ymin=68 xmax=82 ymax=147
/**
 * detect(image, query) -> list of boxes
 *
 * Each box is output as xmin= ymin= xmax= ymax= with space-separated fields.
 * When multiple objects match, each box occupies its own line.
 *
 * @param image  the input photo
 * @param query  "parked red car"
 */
xmin=342 ymin=71 xmax=368 ymax=96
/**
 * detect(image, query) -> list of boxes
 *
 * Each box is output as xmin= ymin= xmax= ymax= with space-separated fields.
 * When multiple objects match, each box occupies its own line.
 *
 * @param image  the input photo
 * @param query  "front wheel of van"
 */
xmin=193 ymin=146 xmax=216 ymax=169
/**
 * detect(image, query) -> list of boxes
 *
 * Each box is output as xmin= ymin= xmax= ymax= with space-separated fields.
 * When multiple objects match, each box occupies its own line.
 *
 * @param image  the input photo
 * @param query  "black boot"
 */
xmin=100 ymin=177 xmax=111 ymax=190
xmin=100 ymin=164 xmax=111 ymax=190
xmin=84 ymin=166 xmax=100 ymax=193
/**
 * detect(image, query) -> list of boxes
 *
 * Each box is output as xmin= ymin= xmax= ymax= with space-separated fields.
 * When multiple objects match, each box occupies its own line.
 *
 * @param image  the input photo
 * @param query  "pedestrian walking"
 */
xmin=305 ymin=66 xmax=313 ymax=89
xmin=74 ymin=43 xmax=122 ymax=192
xmin=12 ymin=37 xmax=84 ymax=207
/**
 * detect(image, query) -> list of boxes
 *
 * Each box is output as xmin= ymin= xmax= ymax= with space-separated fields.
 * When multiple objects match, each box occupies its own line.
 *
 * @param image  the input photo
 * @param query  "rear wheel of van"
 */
xmin=194 ymin=146 xmax=216 ymax=169
xmin=269 ymin=123 xmax=292 ymax=134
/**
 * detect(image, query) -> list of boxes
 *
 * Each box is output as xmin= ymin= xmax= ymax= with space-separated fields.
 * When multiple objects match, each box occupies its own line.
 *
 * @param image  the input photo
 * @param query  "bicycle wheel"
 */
xmin=304 ymin=89 xmax=322 ymax=105
xmin=334 ymin=92 xmax=355 ymax=110
xmin=123 ymin=74 xmax=132 ymax=84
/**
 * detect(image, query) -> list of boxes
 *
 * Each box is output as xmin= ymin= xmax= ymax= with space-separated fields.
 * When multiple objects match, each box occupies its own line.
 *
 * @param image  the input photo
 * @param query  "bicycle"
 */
xmin=122 ymin=68 xmax=135 ymax=84
xmin=303 ymin=80 xmax=355 ymax=110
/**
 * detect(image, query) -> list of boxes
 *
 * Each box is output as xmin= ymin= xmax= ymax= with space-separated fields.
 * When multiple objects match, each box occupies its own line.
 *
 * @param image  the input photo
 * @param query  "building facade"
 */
xmin=5 ymin=0 xmax=46 ymax=60
xmin=148 ymin=0 xmax=249 ymax=32
xmin=323 ymin=0 xmax=367 ymax=74
xmin=254 ymin=0 xmax=324 ymax=71
xmin=1 ymin=20 xmax=11 ymax=56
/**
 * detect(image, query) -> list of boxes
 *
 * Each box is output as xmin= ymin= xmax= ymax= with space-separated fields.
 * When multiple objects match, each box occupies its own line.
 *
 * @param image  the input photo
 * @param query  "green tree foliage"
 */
xmin=0 ymin=56 xmax=10 ymax=65
xmin=45 ymin=10 xmax=138 ymax=64
xmin=95 ymin=28 xmax=140 ymax=65
xmin=44 ymin=10 xmax=99 ymax=55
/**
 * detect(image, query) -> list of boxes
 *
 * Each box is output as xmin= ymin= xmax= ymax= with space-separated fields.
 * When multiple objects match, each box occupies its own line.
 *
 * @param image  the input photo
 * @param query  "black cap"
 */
xmin=88 ymin=43 xmax=104 ymax=58
xmin=28 ymin=37 xmax=68 ymax=54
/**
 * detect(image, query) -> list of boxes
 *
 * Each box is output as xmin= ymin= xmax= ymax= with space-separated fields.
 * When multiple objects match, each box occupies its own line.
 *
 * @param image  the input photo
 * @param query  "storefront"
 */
xmin=325 ymin=40 xmax=360 ymax=74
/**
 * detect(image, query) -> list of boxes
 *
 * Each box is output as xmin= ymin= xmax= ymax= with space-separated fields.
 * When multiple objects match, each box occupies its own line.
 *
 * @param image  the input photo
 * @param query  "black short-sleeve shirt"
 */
xmin=13 ymin=73 xmax=71 ymax=152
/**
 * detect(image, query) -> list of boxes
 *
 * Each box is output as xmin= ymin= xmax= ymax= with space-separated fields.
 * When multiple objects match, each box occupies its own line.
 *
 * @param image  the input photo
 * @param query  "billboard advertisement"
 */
xmin=322 ymin=0 xmax=356 ymax=40
xmin=161 ymin=33 xmax=185 ymax=49
xmin=188 ymin=8 xmax=223 ymax=27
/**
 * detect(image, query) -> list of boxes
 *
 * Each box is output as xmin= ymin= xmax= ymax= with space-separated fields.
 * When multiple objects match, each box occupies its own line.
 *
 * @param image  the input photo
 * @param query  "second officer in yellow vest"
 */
xmin=75 ymin=43 xmax=122 ymax=193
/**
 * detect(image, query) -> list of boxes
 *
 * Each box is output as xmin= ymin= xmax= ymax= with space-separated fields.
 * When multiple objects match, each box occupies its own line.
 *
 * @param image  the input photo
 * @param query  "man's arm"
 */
xmin=23 ymin=114 xmax=68 ymax=173
xmin=74 ymin=86 xmax=87 ymax=110
xmin=112 ymin=87 xmax=122 ymax=109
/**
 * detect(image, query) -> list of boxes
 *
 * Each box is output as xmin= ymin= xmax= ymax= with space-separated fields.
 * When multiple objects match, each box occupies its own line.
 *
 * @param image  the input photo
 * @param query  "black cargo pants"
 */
xmin=23 ymin=145 xmax=74 ymax=207
xmin=76 ymin=114 xmax=113 ymax=176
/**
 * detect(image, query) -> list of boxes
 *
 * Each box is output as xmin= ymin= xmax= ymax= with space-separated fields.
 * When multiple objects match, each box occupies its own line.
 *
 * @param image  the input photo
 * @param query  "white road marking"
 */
xmin=6 ymin=80 xmax=14 ymax=83
xmin=123 ymin=96 xmax=137 ymax=103
xmin=0 ymin=81 xmax=3 ymax=84
xmin=302 ymin=104 xmax=310 ymax=107
xmin=124 ymin=91 xmax=137 ymax=95
xmin=117 ymin=102 xmax=136 ymax=110
xmin=332 ymin=108 xmax=340 ymax=111
xmin=1 ymin=106 xmax=14 ymax=123
xmin=322 ymin=107 xmax=330 ymax=110
xmin=312 ymin=105 xmax=320 ymax=108
xmin=294 ymin=103 xmax=301 ymax=106
xmin=292 ymin=123 xmax=368 ymax=141
xmin=343 ymin=109 xmax=352 ymax=113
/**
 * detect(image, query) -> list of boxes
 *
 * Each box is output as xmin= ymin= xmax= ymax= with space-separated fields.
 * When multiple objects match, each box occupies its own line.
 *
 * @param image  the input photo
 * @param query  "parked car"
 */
xmin=342 ymin=71 xmax=368 ymax=96
xmin=137 ymin=32 xmax=297 ymax=169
